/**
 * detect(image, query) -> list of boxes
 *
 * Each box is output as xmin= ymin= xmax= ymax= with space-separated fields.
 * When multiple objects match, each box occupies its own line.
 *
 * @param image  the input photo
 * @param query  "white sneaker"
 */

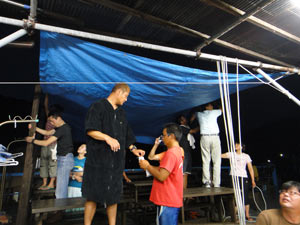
xmin=203 ymin=182 xmax=211 ymax=188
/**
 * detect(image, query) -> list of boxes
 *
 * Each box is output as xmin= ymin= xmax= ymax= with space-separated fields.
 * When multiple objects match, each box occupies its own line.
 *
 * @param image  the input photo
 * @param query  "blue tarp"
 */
xmin=39 ymin=31 xmax=280 ymax=144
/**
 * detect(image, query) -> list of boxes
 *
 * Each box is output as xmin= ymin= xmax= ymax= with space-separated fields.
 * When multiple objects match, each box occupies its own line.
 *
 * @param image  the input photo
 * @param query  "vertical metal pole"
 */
xmin=16 ymin=85 xmax=41 ymax=225
xmin=29 ymin=0 xmax=37 ymax=21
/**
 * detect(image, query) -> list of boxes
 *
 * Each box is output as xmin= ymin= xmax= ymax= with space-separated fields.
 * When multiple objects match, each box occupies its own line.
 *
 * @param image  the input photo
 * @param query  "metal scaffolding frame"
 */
xmin=0 ymin=17 xmax=299 ymax=74
xmin=0 ymin=2 xmax=299 ymax=225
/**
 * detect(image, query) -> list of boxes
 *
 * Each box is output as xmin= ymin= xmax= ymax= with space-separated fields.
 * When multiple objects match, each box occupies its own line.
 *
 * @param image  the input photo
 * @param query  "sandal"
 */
xmin=246 ymin=216 xmax=254 ymax=222
xmin=37 ymin=185 xmax=47 ymax=190
xmin=40 ymin=186 xmax=55 ymax=191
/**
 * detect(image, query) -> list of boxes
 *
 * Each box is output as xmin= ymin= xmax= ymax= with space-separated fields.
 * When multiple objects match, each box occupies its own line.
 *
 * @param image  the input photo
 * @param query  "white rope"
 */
xmin=252 ymin=186 xmax=267 ymax=212
xmin=239 ymin=64 xmax=283 ymax=93
xmin=217 ymin=57 xmax=246 ymax=225
xmin=236 ymin=60 xmax=245 ymax=215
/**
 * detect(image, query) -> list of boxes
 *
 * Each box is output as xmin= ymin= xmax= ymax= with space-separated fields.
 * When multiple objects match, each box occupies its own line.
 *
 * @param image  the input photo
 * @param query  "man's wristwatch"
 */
xmin=130 ymin=145 xmax=137 ymax=152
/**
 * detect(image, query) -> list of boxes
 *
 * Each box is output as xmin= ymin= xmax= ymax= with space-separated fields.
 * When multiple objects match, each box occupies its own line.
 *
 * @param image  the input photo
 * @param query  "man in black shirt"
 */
xmin=25 ymin=109 xmax=74 ymax=200
xmin=82 ymin=83 xmax=144 ymax=225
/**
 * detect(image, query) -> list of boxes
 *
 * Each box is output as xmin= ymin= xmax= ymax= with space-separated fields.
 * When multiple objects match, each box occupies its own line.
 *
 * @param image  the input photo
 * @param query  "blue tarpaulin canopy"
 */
xmin=39 ymin=31 xmax=281 ymax=144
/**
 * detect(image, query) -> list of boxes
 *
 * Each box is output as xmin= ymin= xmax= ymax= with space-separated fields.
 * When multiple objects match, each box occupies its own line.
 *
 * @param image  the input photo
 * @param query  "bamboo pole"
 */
xmin=16 ymin=85 xmax=41 ymax=225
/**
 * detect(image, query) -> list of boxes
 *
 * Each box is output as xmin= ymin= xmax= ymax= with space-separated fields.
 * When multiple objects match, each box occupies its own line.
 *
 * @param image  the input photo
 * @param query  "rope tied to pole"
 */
xmin=217 ymin=57 xmax=246 ymax=225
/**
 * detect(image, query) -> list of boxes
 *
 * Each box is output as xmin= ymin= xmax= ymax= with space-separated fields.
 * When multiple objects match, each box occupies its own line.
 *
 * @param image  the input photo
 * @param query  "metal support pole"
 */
xmin=0 ymin=29 xmax=27 ymax=48
xmin=29 ymin=0 xmax=37 ymax=21
xmin=0 ymin=0 xmax=30 ymax=9
xmin=256 ymin=68 xmax=300 ymax=107
xmin=0 ymin=16 xmax=299 ymax=74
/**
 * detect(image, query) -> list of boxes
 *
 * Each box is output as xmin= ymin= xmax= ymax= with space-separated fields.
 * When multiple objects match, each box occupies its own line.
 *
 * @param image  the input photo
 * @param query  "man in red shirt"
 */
xmin=140 ymin=123 xmax=183 ymax=225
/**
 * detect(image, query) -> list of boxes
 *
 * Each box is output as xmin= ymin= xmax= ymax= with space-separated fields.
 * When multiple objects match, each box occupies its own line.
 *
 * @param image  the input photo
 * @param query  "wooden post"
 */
xmin=16 ymin=85 xmax=41 ymax=225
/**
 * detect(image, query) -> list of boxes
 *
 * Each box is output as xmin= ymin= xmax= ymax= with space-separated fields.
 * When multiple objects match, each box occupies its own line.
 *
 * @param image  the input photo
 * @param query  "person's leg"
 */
xmin=55 ymin=153 xmax=74 ymax=199
xmin=48 ymin=147 xmax=57 ymax=188
xmin=200 ymin=136 xmax=211 ymax=185
xmin=242 ymin=178 xmax=253 ymax=220
xmin=39 ymin=146 xmax=49 ymax=188
xmin=41 ymin=178 xmax=48 ymax=187
xmin=211 ymin=136 xmax=221 ymax=187
xmin=48 ymin=177 xmax=56 ymax=188
xmin=157 ymin=205 xmax=180 ymax=225
xmin=245 ymin=204 xmax=252 ymax=220
xmin=106 ymin=203 xmax=117 ymax=225
xmin=84 ymin=201 xmax=97 ymax=225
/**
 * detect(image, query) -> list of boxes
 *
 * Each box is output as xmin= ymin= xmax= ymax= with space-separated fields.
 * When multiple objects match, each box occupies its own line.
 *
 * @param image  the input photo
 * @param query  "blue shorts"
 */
xmin=156 ymin=205 xmax=180 ymax=225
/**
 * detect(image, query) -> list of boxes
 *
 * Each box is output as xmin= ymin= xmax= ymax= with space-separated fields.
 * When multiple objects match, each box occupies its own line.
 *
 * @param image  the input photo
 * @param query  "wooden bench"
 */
xmin=129 ymin=179 xmax=153 ymax=203
xmin=31 ymin=197 xmax=133 ymax=225
xmin=33 ymin=188 xmax=55 ymax=200
xmin=181 ymin=187 xmax=236 ymax=224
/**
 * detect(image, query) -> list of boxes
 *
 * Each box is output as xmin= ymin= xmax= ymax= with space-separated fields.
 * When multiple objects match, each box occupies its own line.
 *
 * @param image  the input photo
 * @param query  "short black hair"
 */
xmin=235 ymin=141 xmax=246 ymax=152
xmin=164 ymin=123 xmax=182 ymax=142
xmin=48 ymin=108 xmax=63 ymax=119
xmin=281 ymin=181 xmax=300 ymax=192
xmin=176 ymin=115 xmax=186 ymax=124
xmin=49 ymin=104 xmax=64 ymax=113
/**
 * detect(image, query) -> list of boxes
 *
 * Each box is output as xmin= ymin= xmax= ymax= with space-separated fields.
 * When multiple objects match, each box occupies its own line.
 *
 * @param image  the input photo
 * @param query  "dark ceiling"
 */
xmin=1 ymin=0 xmax=300 ymax=71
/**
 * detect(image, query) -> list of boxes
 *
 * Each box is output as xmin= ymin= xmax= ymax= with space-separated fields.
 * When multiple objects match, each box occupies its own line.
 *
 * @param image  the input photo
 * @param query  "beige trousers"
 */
xmin=200 ymin=135 xmax=221 ymax=186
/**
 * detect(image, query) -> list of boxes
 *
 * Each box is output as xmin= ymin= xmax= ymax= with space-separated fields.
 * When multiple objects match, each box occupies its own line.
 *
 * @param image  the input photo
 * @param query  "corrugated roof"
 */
xmin=0 ymin=0 xmax=299 ymax=69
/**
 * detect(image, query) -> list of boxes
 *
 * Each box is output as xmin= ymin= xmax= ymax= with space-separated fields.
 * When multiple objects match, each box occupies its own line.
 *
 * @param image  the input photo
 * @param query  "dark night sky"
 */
xmin=1 ymin=30 xmax=300 ymax=182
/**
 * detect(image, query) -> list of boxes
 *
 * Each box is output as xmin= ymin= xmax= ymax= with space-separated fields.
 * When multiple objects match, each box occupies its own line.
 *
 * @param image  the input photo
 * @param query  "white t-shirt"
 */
xmin=196 ymin=109 xmax=222 ymax=134
xmin=223 ymin=152 xmax=252 ymax=178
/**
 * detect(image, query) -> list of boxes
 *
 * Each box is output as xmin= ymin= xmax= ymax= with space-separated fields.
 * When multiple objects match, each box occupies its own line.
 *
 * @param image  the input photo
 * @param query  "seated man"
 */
xmin=256 ymin=181 xmax=300 ymax=225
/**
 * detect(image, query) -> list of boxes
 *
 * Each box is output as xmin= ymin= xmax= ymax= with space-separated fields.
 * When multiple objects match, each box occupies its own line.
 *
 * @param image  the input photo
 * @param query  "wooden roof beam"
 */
xmin=195 ymin=0 xmax=275 ymax=51
xmin=200 ymin=0 xmax=300 ymax=45
xmin=85 ymin=0 xmax=293 ymax=67
xmin=116 ymin=0 xmax=144 ymax=32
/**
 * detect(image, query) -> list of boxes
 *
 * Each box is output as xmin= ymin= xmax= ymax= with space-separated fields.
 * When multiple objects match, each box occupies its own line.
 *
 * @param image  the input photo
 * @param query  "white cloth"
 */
xmin=196 ymin=109 xmax=222 ymax=134
xmin=68 ymin=186 xmax=82 ymax=198
xmin=49 ymin=143 xmax=57 ymax=161
xmin=187 ymin=133 xmax=195 ymax=149
xmin=67 ymin=186 xmax=84 ymax=212
xmin=181 ymin=124 xmax=196 ymax=149
xmin=200 ymin=136 xmax=221 ymax=186
xmin=223 ymin=152 xmax=252 ymax=178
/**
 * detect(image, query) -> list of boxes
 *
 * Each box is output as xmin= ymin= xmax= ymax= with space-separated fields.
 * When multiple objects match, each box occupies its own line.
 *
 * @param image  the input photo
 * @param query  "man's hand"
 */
xmin=154 ymin=137 xmax=161 ymax=145
xmin=25 ymin=134 xmax=35 ymax=143
xmin=252 ymin=181 xmax=256 ymax=188
xmin=106 ymin=137 xmax=120 ymax=152
xmin=124 ymin=177 xmax=131 ymax=183
xmin=139 ymin=159 xmax=150 ymax=170
xmin=132 ymin=149 xmax=145 ymax=157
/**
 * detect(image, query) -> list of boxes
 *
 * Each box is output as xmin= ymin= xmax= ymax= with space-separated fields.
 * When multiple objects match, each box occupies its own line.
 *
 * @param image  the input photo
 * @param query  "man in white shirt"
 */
xmin=196 ymin=103 xmax=222 ymax=188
